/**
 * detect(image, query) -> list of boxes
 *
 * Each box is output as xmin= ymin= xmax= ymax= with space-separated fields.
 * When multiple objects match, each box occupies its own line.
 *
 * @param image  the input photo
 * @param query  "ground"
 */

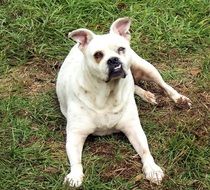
xmin=0 ymin=0 xmax=209 ymax=190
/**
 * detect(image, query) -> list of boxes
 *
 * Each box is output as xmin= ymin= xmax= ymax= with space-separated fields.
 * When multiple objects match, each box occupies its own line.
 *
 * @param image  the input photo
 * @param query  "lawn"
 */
xmin=0 ymin=0 xmax=209 ymax=189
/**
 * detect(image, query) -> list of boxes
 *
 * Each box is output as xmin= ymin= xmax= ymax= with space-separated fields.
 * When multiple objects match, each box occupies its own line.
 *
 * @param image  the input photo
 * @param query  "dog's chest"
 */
xmin=92 ymin=111 xmax=122 ymax=135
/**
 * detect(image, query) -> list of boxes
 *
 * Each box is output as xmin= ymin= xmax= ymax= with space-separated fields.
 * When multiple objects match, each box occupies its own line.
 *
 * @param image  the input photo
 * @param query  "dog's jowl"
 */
xmin=56 ymin=17 xmax=191 ymax=187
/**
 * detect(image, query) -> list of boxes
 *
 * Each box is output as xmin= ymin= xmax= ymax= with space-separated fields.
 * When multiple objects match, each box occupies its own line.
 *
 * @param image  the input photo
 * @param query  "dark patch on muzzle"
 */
xmin=106 ymin=57 xmax=126 ymax=82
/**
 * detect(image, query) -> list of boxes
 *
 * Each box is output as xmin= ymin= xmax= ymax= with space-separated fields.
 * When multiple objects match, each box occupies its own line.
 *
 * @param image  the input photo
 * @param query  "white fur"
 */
xmin=56 ymin=18 xmax=190 ymax=187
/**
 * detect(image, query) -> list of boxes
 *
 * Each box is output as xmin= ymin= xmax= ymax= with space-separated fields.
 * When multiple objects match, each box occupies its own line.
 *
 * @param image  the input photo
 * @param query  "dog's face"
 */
xmin=69 ymin=18 xmax=132 ymax=82
xmin=84 ymin=34 xmax=131 ymax=82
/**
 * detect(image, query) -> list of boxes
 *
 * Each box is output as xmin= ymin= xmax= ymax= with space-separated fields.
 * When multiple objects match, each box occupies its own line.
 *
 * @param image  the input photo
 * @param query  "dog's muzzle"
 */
xmin=106 ymin=57 xmax=126 ymax=82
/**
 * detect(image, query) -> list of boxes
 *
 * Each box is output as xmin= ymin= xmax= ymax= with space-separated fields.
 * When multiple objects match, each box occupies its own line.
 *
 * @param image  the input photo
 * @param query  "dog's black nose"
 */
xmin=107 ymin=57 xmax=120 ymax=66
xmin=106 ymin=56 xmax=126 ymax=82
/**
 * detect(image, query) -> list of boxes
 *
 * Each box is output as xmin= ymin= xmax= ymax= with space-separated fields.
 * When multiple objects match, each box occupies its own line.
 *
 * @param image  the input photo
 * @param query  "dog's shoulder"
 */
xmin=62 ymin=44 xmax=83 ymax=68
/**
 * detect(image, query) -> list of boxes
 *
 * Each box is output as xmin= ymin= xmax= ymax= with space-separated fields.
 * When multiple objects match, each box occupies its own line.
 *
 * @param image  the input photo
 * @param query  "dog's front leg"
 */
xmin=119 ymin=118 xmax=164 ymax=184
xmin=130 ymin=49 xmax=191 ymax=107
xmin=64 ymin=127 xmax=89 ymax=188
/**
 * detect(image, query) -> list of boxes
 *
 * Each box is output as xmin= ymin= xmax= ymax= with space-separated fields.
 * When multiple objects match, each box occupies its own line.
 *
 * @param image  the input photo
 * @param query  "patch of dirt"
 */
xmin=0 ymin=57 xmax=61 ymax=97
xmin=175 ymin=97 xmax=191 ymax=109
xmin=133 ymin=181 xmax=169 ymax=190
xmin=19 ymin=135 xmax=39 ymax=148
xmin=116 ymin=2 xmax=127 ymax=10
xmin=192 ymin=125 xmax=209 ymax=138
xmin=86 ymin=140 xmax=116 ymax=158
xmin=84 ymin=135 xmax=142 ymax=181
xmin=138 ymin=81 xmax=165 ymax=95
xmin=101 ymin=154 xmax=141 ymax=181
xmin=43 ymin=166 xmax=61 ymax=174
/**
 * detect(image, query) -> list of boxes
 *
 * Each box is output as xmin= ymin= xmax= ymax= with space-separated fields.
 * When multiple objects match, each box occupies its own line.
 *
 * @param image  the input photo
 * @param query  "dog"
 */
xmin=56 ymin=17 xmax=191 ymax=187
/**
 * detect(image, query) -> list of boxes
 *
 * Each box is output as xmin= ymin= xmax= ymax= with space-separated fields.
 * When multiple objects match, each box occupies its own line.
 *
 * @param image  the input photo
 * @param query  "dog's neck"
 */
xmin=79 ymin=63 xmax=131 ymax=110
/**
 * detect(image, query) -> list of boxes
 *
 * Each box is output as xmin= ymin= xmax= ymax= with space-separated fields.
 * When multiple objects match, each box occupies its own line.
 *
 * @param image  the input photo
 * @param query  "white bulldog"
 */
xmin=56 ymin=17 xmax=191 ymax=187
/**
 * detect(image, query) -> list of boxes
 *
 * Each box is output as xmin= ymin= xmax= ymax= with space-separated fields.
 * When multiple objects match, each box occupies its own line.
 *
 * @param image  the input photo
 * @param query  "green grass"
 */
xmin=0 ymin=0 xmax=210 ymax=189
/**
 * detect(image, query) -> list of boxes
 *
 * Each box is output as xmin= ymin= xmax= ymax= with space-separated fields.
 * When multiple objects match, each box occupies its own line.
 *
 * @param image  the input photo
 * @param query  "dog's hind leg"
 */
xmin=130 ymin=49 xmax=191 ymax=107
xmin=134 ymin=85 xmax=157 ymax=105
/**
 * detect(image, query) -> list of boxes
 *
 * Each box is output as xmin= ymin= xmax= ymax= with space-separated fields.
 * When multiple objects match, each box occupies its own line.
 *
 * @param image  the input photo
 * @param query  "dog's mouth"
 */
xmin=106 ymin=63 xmax=126 ymax=82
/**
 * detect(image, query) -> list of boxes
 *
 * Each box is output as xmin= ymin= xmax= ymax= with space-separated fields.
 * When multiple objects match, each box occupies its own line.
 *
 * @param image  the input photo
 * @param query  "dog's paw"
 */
xmin=143 ymin=91 xmax=157 ymax=105
xmin=64 ymin=171 xmax=84 ymax=188
xmin=173 ymin=94 xmax=192 ymax=108
xmin=143 ymin=162 xmax=164 ymax=185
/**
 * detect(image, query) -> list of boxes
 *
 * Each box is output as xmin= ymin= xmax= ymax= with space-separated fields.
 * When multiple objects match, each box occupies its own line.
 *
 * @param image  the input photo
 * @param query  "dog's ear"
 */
xmin=110 ymin=17 xmax=131 ymax=41
xmin=68 ymin=29 xmax=95 ymax=49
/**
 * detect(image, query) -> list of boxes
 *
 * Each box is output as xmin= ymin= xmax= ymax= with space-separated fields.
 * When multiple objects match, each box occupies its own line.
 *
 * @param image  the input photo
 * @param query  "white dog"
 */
xmin=56 ymin=17 xmax=191 ymax=187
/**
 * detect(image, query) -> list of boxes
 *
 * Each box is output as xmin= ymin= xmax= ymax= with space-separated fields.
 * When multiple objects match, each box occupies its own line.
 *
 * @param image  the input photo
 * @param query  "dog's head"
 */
xmin=69 ymin=17 xmax=132 ymax=82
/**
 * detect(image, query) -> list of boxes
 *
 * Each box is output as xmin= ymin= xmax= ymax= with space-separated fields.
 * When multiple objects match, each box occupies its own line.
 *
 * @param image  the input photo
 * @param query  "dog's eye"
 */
xmin=94 ymin=51 xmax=104 ymax=63
xmin=118 ymin=47 xmax=125 ymax=54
